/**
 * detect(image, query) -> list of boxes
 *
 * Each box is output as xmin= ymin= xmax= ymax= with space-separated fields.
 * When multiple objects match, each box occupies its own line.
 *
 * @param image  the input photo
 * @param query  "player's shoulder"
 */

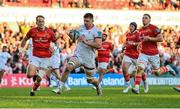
xmin=149 ymin=24 xmax=158 ymax=29
xmin=92 ymin=25 xmax=100 ymax=31
xmin=104 ymin=41 xmax=112 ymax=45
xmin=125 ymin=31 xmax=130 ymax=36
xmin=134 ymin=30 xmax=140 ymax=35
xmin=30 ymin=27 xmax=37 ymax=31
xmin=79 ymin=25 xmax=86 ymax=31
xmin=46 ymin=27 xmax=54 ymax=32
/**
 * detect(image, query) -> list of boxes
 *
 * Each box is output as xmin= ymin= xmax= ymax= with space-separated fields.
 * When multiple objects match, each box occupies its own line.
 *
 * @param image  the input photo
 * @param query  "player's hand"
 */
xmin=68 ymin=30 xmax=74 ymax=37
xmin=49 ymin=47 xmax=55 ymax=53
xmin=79 ymin=35 xmax=87 ymax=44
xmin=137 ymin=43 xmax=141 ymax=51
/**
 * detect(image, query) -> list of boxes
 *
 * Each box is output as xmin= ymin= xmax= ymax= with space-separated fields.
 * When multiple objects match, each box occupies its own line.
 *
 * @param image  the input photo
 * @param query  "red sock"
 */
xmin=142 ymin=73 xmax=147 ymax=81
xmin=159 ymin=66 xmax=168 ymax=75
xmin=124 ymin=73 xmax=130 ymax=82
xmin=33 ymin=82 xmax=40 ymax=91
xmin=134 ymin=74 xmax=142 ymax=85
xmin=177 ymin=85 xmax=180 ymax=88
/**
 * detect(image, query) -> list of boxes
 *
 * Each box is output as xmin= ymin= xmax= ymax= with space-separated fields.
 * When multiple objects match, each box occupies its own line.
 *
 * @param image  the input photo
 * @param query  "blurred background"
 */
xmin=0 ymin=0 xmax=179 ymax=87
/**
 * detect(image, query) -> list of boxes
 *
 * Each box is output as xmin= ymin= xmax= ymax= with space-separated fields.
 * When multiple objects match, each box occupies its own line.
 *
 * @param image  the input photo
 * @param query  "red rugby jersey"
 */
xmin=97 ymin=41 xmax=113 ymax=63
xmin=139 ymin=24 xmax=161 ymax=55
xmin=26 ymin=27 xmax=56 ymax=58
xmin=125 ymin=30 xmax=140 ymax=59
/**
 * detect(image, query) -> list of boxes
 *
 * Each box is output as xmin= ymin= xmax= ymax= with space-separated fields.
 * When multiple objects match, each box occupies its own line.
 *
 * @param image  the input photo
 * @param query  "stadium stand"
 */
xmin=1 ymin=0 xmax=179 ymax=11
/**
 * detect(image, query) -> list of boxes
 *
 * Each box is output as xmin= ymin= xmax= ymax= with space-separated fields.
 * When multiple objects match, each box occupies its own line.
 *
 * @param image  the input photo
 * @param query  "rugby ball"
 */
xmin=68 ymin=30 xmax=79 ymax=42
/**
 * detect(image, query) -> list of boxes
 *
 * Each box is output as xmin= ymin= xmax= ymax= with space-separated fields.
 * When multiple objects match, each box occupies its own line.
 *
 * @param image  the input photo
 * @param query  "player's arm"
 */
xmin=143 ymin=27 xmax=163 ymax=42
xmin=21 ymin=36 xmax=29 ymax=48
xmin=50 ymin=31 xmax=62 ymax=53
xmin=121 ymin=42 xmax=126 ymax=52
xmin=110 ymin=43 xmax=114 ymax=52
xmin=148 ymin=33 xmax=163 ymax=42
xmin=53 ymin=32 xmax=63 ymax=48
xmin=83 ymin=37 xmax=102 ymax=49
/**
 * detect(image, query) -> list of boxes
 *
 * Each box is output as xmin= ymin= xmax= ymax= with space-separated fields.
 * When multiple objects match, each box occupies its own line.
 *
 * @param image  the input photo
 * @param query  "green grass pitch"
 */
xmin=0 ymin=86 xmax=180 ymax=108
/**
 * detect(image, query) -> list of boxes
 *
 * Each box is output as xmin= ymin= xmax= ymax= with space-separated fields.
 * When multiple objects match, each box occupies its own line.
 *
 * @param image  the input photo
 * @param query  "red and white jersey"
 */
xmin=139 ymin=24 xmax=161 ymax=55
xmin=97 ymin=41 xmax=113 ymax=63
xmin=125 ymin=30 xmax=140 ymax=59
xmin=26 ymin=27 xmax=56 ymax=58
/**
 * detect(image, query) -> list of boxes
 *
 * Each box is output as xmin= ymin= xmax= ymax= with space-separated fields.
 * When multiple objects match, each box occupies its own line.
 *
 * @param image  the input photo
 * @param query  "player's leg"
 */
xmin=142 ymin=72 xmax=148 ymax=93
xmin=150 ymin=55 xmax=176 ymax=76
xmin=0 ymin=63 xmax=9 ymax=86
xmin=27 ymin=64 xmax=39 ymax=96
xmin=132 ymin=54 xmax=148 ymax=94
xmin=173 ymin=85 xmax=180 ymax=92
xmin=97 ymin=62 xmax=109 ymax=83
xmin=91 ymin=68 xmax=105 ymax=90
xmin=85 ymin=68 xmax=102 ymax=96
xmin=122 ymin=55 xmax=133 ymax=93
xmin=0 ymin=70 xmax=5 ymax=85
xmin=27 ymin=55 xmax=41 ymax=79
xmin=61 ymin=57 xmax=79 ymax=83
xmin=30 ymin=57 xmax=49 ymax=96
xmin=52 ymin=57 xmax=80 ymax=94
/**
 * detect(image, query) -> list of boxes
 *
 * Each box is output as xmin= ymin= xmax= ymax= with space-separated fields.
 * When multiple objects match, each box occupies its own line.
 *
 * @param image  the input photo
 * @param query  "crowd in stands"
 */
xmin=0 ymin=21 xmax=179 ymax=75
xmin=0 ymin=0 xmax=179 ymax=76
xmin=0 ymin=0 xmax=179 ymax=11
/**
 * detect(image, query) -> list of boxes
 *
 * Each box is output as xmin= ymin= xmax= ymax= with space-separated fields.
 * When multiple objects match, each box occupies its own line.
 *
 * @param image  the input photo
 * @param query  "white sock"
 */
xmin=64 ymin=83 xmax=70 ymax=88
xmin=126 ymin=81 xmax=130 ymax=86
xmin=58 ymin=81 xmax=65 ymax=88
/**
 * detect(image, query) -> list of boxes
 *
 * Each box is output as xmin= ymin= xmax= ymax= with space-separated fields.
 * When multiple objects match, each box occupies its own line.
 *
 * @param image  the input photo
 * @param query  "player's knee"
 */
xmin=68 ymin=65 xmax=74 ymax=71
xmin=137 ymin=66 xmax=144 ymax=74
xmin=87 ymin=78 xmax=93 ymax=83
xmin=36 ymin=76 xmax=42 ymax=82
xmin=64 ymin=65 xmax=73 ymax=74
xmin=122 ymin=66 xmax=128 ymax=73
xmin=155 ymin=69 xmax=161 ymax=76
xmin=27 ymin=74 xmax=34 ymax=78
xmin=98 ymin=68 xmax=106 ymax=74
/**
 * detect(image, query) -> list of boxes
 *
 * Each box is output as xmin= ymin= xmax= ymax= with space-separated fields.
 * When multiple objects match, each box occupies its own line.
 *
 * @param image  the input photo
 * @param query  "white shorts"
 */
xmin=0 ymin=63 xmax=8 ymax=72
xmin=137 ymin=53 xmax=160 ymax=70
xmin=29 ymin=55 xmax=51 ymax=70
xmin=51 ymin=53 xmax=60 ymax=69
xmin=122 ymin=55 xmax=137 ymax=64
xmin=98 ymin=62 xmax=109 ymax=69
xmin=122 ymin=55 xmax=137 ymax=74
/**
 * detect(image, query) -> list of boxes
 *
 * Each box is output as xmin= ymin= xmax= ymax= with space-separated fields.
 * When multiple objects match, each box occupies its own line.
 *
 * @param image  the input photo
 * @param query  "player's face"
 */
xmin=84 ymin=18 xmax=93 ymax=29
xmin=129 ymin=24 xmax=136 ymax=32
xmin=142 ymin=15 xmax=150 ymax=26
xmin=36 ymin=17 xmax=45 ymax=29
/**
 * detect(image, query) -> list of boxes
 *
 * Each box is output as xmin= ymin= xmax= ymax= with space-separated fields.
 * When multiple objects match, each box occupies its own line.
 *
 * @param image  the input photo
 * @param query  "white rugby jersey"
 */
xmin=0 ymin=52 xmax=11 ymax=64
xmin=74 ymin=25 xmax=102 ymax=63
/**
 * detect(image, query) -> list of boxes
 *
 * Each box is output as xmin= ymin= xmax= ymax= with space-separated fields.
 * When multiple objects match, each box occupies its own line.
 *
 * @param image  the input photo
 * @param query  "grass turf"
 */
xmin=0 ymin=86 xmax=180 ymax=108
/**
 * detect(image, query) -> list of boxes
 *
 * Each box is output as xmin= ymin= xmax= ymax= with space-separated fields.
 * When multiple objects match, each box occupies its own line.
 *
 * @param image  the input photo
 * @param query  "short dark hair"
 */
xmin=84 ymin=13 xmax=94 ymax=19
xmin=2 ymin=45 xmax=7 ymax=49
xmin=130 ymin=22 xmax=137 ymax=30
xmin=36 ymin=15 xmax=45 ymax=20
xmin=143 ymin=14 xmax=151 ymax=19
